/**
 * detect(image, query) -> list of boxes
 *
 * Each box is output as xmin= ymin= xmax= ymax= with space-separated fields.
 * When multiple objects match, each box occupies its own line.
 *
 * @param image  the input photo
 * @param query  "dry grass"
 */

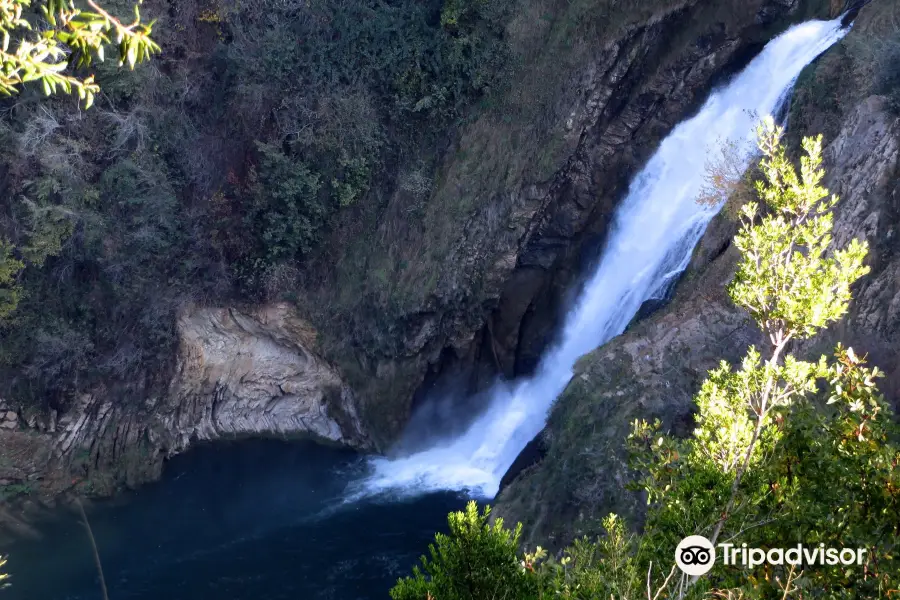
xmin=697 ymin=137 xmax=760 ymax=221
xmin=101 ymin=108 xmax=151 ymax=155
xmin=17 ymin=106 xmax=62 ymax=159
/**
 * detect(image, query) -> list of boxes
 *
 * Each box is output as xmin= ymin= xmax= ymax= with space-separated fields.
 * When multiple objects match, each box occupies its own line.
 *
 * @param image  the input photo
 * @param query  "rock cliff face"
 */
xmin=0 ymin=0 xmax=838 ymax=499
xmin=328 ymin=0 xmax=835 ymax=445
xmin=0 ymin=304 xmax=370 ymax=495
xmin=493 ymin=91 xmax=900 ymax=548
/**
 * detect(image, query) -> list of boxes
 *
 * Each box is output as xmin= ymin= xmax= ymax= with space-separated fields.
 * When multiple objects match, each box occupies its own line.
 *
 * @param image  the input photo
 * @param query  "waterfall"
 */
xmin=354 ymin=18 xmax=848 ymax=499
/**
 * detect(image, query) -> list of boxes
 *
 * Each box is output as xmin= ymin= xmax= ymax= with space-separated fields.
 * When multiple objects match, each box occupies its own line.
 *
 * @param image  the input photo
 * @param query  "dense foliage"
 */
xmin=390 ymin=503 xmax=538 ymax=600
xmin=391 ymin=123 xmax=900 ymax=598
xmin=0 ymin=0 xmax=512 ymax=409
xmin=0 ymin=0 xmax=157 ymax=325
xmin=217 ymin=0 xmax=512 ymax=289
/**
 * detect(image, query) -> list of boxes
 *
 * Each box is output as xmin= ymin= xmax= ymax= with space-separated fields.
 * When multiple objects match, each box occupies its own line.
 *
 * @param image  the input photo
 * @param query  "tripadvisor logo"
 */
xmin=675 ymin=536 xmax=716 ymax=576
xmin=674 ymin=535 xmax=868 ymax=576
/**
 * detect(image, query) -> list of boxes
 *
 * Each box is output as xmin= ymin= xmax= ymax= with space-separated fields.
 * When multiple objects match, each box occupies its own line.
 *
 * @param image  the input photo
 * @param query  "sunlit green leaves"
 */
xmin=390 ymin=501 xmax=538 ymax=600
xmin=729 ymin=117 xmax=870 ymax=341
xmin=390 ymin=504 xmax=657 ymax=600
xmin=0 ymin=0 xmax=159 ymax=107
xmin=623 ymin=124 xmax=897 ymax=596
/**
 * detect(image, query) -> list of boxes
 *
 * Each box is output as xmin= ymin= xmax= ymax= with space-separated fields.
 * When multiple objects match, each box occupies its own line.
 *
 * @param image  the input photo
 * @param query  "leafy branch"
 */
xmin=0 ymin=0 xmax=159 ymax=107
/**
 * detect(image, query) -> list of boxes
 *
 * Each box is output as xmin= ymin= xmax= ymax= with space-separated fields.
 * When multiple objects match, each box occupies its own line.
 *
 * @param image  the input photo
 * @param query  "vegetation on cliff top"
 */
xmin=0 ymin=0 xmax=513 ymax=413
xmin=391 ymin=123 xmax=900 ymax=598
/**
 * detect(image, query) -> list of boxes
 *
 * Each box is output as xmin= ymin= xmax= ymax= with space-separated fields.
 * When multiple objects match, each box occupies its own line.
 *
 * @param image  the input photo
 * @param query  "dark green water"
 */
xmin=0 ymin=440 xmax=468 ymax=600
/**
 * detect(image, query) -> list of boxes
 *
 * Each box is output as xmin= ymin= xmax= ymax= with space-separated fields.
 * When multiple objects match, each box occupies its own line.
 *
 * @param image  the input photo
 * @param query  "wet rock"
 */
xmin=498 ymin=431 xmax=549 ymax=495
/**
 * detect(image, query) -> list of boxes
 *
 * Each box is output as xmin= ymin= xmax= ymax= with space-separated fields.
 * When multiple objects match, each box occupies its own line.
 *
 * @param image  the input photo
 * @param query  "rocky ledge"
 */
xmin=0 ymin=303 xmax=371 ymax=497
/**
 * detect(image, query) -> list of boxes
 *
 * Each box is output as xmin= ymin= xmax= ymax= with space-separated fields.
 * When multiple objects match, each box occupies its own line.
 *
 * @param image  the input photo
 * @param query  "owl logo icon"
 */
xmin=675 ymin=535 xmax=715 ymax=576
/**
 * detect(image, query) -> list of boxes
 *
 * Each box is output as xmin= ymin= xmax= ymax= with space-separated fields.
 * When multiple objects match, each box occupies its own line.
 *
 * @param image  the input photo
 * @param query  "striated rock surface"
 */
xmin=0 ymin=303 xmax=370 ymax=496
xmin=168 ymin=305 xmax=368 ymax=448
xmin=799 ymin=96 xmax=900 ymax=391
xmin=493 ymin=92 xmax=900 ymax=548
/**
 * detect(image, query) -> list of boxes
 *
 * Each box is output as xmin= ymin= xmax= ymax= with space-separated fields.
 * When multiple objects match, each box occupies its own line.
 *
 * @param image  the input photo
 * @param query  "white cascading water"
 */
xmin=354 ymin=18 xmax=848 ymax=499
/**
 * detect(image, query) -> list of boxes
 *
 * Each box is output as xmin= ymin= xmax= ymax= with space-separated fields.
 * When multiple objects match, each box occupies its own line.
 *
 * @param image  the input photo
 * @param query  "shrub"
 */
xmin=390 ymin=502 xmax=538 ymax=600
xmin=246 ymin=143 xmax=324 ymax=263
xmin=0 ymin=239 xmax=24 ymax=320
xmin=391 ymin=509 xmax=657 ymax=600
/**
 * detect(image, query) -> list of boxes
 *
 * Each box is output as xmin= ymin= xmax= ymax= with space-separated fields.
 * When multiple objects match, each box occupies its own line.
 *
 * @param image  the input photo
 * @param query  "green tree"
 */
xmin=627 ymin=118 xmax=898 ymax=598
xmin=392 ymin=120 xmax=900 ymax=598
xmin=391 ymin=502 xmax=537 ymax=600
xmin=0 ymin=0 xmax=159 ymax=107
